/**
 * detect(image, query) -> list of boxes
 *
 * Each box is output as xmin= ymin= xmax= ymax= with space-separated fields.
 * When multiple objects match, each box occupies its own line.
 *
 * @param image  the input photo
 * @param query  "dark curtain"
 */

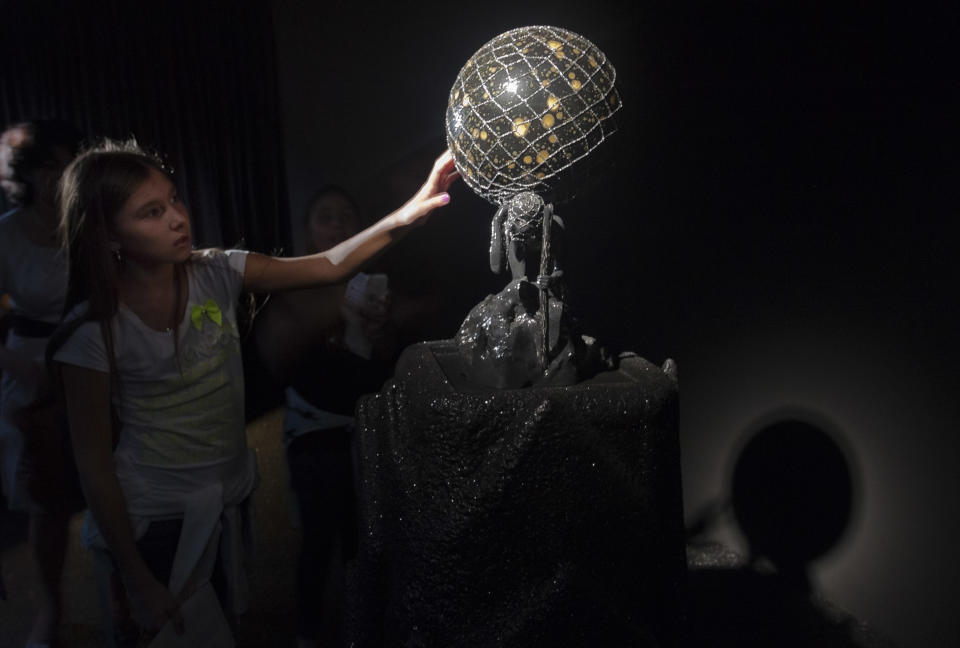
xmin=0 ymin=0 xmax=289 ymax=253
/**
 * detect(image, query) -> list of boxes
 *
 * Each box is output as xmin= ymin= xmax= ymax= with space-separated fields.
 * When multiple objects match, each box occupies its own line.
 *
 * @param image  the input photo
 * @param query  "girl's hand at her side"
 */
xmin=392 ymin=149 xmax=460 ymax=227
xmin=128 ymin=572 xmax=185 ymax=635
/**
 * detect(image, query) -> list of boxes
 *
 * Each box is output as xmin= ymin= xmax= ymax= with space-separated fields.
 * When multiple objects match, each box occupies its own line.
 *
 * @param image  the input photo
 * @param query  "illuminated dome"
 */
xmin=446 ymin=25 xmax=621 ymax=205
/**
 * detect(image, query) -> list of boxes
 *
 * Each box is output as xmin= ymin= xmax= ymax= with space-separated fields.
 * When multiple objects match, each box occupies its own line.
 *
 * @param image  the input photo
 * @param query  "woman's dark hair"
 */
xmin=0 ymin=119 xmax=83 ymax=205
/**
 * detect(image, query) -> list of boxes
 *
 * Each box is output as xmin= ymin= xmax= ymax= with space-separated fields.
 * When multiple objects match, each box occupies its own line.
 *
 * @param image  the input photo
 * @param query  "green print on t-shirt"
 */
xmin=127 ymin=314 xmax=244 ymax=466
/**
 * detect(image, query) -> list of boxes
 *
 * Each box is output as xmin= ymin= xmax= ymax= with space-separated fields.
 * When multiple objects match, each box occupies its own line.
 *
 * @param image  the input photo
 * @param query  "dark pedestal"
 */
xmin=347 ymin=340 xmax=685 ymax=647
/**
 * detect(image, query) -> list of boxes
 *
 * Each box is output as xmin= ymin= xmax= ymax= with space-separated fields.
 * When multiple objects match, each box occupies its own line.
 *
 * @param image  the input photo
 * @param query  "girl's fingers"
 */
xmin=407 ymin=150 xmax=457 ymax=218
xmin=442 ymin=170 xmax=460 ymax=191
xmin=430 ymin=150 xmax=456 ymax=183
xmin=434 ymin=149 xmax=454 ymax=170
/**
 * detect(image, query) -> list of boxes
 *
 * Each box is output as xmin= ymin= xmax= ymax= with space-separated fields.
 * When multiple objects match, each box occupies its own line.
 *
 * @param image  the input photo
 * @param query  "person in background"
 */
xmin=256 ymin=184 xmax=404 ymax=647
xmin=0 ymin=118 xmax=82 ymax=648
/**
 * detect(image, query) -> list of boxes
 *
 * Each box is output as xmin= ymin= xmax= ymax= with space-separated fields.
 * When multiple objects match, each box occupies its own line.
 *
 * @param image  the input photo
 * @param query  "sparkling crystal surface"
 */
xmin=446 ymin=25 xmax=621 ymax=204
xmin=346 ymin=341 xmax=684 ymax=646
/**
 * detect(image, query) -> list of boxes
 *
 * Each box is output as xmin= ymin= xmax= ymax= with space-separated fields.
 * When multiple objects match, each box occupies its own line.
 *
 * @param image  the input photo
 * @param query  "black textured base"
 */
xmin=347 ymin=340 xmax=685 ymax=647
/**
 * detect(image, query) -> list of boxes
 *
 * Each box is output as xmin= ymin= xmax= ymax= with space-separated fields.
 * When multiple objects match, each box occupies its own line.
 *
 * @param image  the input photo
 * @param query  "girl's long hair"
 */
xmin=46 ymin=139 xmax=172 ymax=383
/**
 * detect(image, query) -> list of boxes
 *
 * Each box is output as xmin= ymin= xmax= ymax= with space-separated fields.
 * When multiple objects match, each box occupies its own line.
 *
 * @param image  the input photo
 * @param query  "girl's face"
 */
xmin=307 ymin=192 xmax=359 ymax=253
xmin=111 ymin=168 xmax=192 ymax=266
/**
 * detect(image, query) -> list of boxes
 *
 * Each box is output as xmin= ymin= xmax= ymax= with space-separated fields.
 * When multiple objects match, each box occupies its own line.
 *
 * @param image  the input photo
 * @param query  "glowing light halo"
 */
xmin=445 ymin=25 xmax=621 ymax=205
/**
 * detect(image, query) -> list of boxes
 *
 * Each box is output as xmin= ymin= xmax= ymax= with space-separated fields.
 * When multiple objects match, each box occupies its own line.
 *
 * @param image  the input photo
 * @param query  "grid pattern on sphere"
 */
xmin=446 ymin=25 xmax=621 ymax=205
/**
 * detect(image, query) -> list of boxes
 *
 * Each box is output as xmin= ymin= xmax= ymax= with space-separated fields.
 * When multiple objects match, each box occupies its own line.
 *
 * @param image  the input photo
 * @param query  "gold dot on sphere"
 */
xmin=513 ymin=118 xmax=529 ymax=137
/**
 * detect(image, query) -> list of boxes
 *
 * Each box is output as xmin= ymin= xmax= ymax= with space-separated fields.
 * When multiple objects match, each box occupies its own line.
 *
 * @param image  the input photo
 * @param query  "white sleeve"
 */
xmin=223 ymin=249 xmax=249 ymax=297
xmin=194 ymin=248 xmax=249 ymax=302
xmin=53 ymin=320 xmax=110 ymax=373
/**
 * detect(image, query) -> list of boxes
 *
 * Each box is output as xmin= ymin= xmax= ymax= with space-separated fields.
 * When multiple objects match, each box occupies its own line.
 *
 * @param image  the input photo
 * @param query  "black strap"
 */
xmin=9 ymin=313 xmax=58 ymax=338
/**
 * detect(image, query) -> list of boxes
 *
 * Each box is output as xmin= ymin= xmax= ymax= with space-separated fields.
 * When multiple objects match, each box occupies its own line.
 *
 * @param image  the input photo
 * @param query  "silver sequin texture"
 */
xmin=446 ymin=25 xmax=621 ymax=205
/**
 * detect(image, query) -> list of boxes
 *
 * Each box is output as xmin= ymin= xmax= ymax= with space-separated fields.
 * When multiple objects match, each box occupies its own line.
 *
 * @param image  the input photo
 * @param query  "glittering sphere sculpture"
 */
xmin=344 ymin=26 xmax=684 ymax=646
xmin=446 ymin=25 xmax=621 ymax=205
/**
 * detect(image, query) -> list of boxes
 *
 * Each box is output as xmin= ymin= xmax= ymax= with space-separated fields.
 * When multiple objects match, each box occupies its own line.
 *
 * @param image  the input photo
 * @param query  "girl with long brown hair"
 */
xmin=48 ymin=139 xmax=457 ymax=641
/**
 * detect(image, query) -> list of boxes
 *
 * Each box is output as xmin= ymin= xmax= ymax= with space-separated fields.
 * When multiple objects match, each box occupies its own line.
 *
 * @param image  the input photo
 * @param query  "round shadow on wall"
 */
xmin=731 ymin=415 xmax=857 ymax=577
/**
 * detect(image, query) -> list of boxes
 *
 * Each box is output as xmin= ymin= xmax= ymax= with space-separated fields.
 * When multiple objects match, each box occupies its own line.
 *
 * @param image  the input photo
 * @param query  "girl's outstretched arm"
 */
xmin=243 ymin=149 xmax=459 ymax=293
xmin=60 ymin=363 xmax=185 ymax=634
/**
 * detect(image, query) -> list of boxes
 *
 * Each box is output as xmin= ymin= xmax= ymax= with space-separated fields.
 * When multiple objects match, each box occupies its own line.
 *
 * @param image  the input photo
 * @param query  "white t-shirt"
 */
xmin=54 ymin=249 xmax=255 ymax=608
xmin=55 ymin=249 xmax=248 ymax=469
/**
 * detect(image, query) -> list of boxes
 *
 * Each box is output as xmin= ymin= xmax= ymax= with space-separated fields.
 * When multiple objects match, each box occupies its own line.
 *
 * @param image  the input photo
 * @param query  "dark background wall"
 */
xmin=273 ymin=2 xmax=957 ymax=647
xmin=0 ymin=0 xmax=290 ymax=252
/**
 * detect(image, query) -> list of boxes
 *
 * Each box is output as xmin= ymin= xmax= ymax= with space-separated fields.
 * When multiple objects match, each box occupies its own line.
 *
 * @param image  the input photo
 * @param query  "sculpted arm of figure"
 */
xmin=243 ymin=150 xmax=459 ymax=294
xmin=489 ymin=203 xmax=508 ymax=274
xmin=60 ymin=363 xmax=185 ymax=634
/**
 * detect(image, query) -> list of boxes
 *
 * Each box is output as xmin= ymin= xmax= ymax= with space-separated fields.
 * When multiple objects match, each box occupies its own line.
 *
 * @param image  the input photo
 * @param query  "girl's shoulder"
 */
xmin=52 ymin=302 xmax=109 ymax=369
xmin=60 ymin=302 xmax=101 ymax=341
xmin=187 ymin=248 xmax=249 ymax=300
xmin=189 ymin=248 xmax=249 ymax=270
